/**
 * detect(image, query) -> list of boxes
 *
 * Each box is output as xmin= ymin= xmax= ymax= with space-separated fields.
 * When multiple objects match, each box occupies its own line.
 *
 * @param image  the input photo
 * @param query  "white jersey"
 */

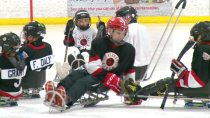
xmin=73 ymin=27 xmax=97 ymax=50
xmin=125 ymin=23 xmax=151 ymax=67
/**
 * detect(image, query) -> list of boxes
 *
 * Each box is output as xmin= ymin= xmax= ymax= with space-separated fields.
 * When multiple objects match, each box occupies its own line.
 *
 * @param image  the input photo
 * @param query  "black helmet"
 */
xmin=190 ymin=21 xmax=210 ymax=42
xmin=75 ymin=10 xmax=91 ymax=30
xmin=0 ymin=32 xmax=21 ymax=54
xmin=116 ymin=6 xmax=138 ymax=23
xmin=23 ymin=21 xmax=46 ymax=39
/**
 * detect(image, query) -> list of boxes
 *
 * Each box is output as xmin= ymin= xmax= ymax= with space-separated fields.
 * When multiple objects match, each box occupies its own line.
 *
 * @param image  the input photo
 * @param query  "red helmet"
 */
xmin=107 ymin=17 xmax=128 ymax=32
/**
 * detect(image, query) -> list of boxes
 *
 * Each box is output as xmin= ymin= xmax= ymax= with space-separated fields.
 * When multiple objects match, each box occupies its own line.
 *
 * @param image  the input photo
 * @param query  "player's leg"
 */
xmin=56 ymin=75 xmax=100 ymax=107
xmin=139 ymin=77 xmax=176 ymax=96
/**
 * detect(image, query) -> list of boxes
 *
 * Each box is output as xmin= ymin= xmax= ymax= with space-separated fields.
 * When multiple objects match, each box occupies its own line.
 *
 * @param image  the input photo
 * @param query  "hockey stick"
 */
xmin=118 ymin=94 xmax=210 ymax=101
xmin=96 ymin=16 xmax=105 ymax=38
xmin=160 ymin=34 xmax=196 ymax=108
xmin=54 ymin=18 xmax=75 ymax=82
xmin=140 ymin=0 xmax=187 ymax=82
xmin=160 ymin=0 xmax=187 ymax=109
xmin=64 ymin=17 xmax=75 ymax=62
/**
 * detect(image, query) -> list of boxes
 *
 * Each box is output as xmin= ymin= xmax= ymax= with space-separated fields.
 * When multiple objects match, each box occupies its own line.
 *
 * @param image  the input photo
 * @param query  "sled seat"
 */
xmin=21 ymin=70 xmax=46 ymax=89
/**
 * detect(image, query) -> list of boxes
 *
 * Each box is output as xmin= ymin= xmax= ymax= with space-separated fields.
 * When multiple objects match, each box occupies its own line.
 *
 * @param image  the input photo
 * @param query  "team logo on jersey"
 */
xmin=102 ymin=52 xmax=119 ymax=71
xmin=80 ymin=39 xmax=87 ymax=46
xmin=202 ymin=52 xmax=210 ymax=60
xmin=77 ymin=34 xmax=90 ymax=47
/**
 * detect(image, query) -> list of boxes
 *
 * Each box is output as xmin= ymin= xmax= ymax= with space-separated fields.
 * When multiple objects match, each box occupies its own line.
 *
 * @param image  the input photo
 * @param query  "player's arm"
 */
xmin=63 ymin=19 xmax=75 ymax=46
xmin=85 ymin=39 xmax=108 ymax=80
xmin=121 ymin=46 xmax=135 ymax=80
xmin=170 ymin=50 xmax=207 ymax=88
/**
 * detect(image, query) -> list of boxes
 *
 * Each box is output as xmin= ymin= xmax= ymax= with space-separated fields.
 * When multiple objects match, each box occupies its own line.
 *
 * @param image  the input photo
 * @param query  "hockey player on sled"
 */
xmin=0 ymin=33 xmax=26 ymax=106
xmin=43 ymin=16 xmax=142 ymax=111
xmin=131 ymin=21 xmax=210 ymax=108
xmin=19 ymin=21 xmax=55 ymax=98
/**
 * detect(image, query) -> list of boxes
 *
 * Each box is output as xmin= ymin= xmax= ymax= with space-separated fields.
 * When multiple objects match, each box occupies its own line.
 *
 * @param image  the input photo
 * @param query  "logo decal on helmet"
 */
xmin=3 ymin=37 xmax=6 ymax=41
xmin=110 ymin=17 xmax=115 ymax=21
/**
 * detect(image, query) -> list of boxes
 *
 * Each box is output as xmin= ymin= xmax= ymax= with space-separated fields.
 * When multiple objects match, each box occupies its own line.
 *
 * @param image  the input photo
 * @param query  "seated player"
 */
xmin=137 ymin=22 xmax=210 ymax=104
xmin=0 ymin=32 xmax=26 ymax=106
xmin=18 ymin=21 xmax=55 ymax=98
xmin=44 ymin=17 xmax=141 ymax=108
xmin=63 ymin=10 xmax=97 ymax=64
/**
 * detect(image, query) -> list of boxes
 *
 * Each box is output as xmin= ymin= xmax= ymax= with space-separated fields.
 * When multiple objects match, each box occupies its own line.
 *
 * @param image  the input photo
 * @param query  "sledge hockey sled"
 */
xmin=43 ymin=86 xmax=109 ymax=112
xmin=0 ymin=96 xmax=18 ymax=107
xmin=47 ymin=58 xmax=110 ymax=112
xmin=21 ymin=70 xmax=46 ymax=98
xmin=118 ymin=81 xmax=210 ymax=108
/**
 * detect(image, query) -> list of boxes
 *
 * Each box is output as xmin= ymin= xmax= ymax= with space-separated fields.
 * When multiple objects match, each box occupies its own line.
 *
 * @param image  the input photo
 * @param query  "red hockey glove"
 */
xmin=170 ymin=59 xmax=188 ymax=79
xmin=103 ymin=73 xmax=122 ymax=94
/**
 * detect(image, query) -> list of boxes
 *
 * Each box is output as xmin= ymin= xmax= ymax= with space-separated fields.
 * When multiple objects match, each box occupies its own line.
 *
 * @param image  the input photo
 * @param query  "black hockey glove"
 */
xmin=96 ymin=21 xmax=106 ymax=38
xmin=64 ymin=19 xmax=75 ymax=38
xmin=170 ymin=59 xmax=188 ymax=79
xmin=8 ymin=53 xmax=26 ymax=72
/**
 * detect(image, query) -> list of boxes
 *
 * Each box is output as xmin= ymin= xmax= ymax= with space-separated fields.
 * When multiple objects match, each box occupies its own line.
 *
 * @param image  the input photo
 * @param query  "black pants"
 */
xmin=134 ymin=65 xmax=148 ymax=81
xmin=58 ymin=70 xmax=100 ymax=106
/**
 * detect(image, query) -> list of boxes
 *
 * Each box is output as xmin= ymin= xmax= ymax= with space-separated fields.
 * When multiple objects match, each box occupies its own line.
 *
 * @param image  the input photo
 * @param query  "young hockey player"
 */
xmin=116 ymin=6 xmax=151 ymax=83
xmin=0 ymin=32 xmax=27 ymax=106
xmin=57 ymin=10 xmax=105 ymax=78
xmin=19 ymin=21 xmax=55 ymax=98
xmin=45 ymin=17 xmax=141 ymax=108
xmin=63 ymin=10 xmax=97 ymax=63
xmin=116 ymin=6 xmax=151 ymax=105
xmin=137 ymin=21 xmax=210 ymax=104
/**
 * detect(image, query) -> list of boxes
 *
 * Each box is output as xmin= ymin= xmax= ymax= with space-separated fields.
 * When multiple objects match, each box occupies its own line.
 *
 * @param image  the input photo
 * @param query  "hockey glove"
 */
xmin=8 ymin=53 xmax=26 ymax=71
xmin=170 ymin=59 xmax=188 ymax=79
xmin=56 ymin=62 xmax=71 ymax=79
xmin=103 ymin=73 xmax=122 ymax=94
xmin=64 ymin=19 xmax=75 ymax=43
xmin=64 ymin=19 xmax=75 ymax=36
xmin=96 ymin=21 xmax=106 ymax=38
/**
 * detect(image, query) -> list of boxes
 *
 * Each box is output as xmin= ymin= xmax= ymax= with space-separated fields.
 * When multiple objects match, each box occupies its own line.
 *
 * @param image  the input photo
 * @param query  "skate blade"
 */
xmin=184 ymin=102 xmax=209 ymax=109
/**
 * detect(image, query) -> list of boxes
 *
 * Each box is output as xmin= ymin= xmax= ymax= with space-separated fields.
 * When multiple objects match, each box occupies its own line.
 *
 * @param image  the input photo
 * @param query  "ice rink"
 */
xmin=1 ymin=23 xmax=210 ymax=118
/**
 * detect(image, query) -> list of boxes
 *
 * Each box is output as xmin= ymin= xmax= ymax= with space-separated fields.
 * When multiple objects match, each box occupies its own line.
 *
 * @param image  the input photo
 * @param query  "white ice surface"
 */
xmin=1 ymin=24 xmax=210 ymax=118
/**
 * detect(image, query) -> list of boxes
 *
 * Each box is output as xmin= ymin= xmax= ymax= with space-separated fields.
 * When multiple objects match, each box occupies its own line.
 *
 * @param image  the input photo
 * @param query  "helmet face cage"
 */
xmin=0 ymin=33 xmax=21 ymax=54
xmin=75 ymin=10 xmax=91 ymax=30
xmin=190 ymin=22 xmax=210 ymax=42
xmin=116 ymin=6 xmax=138 ymax=23
xmin=107 ymin=17 xmax=129 ymax=46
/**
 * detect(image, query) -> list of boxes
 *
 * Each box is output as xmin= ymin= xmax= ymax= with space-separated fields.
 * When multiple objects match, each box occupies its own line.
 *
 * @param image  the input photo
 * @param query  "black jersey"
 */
xmin=0 ymin=54 xmax=27 ymax=98
xmin=85 ymin=37 xmax=135 ymax=81
xmin=18 ymin=41 xmax=55 ymax=71
xmin=176 ymin=43 xmax=210 ymax=88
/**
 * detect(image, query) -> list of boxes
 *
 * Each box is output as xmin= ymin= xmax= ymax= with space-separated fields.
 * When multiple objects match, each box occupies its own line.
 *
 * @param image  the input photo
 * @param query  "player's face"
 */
xmin=111 ymin=29 xmax=126 ymax=42
xmin=78 ymin=18 xmax=89 ymax=27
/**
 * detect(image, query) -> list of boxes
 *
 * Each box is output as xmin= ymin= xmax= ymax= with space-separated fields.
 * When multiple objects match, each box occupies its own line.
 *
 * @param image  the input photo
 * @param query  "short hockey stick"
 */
xmin=64 ymin=17 xmax=75 ymax=62
xmin=160 ymin=34 xmax=195 ymax=109
xmin=96 ymin=16 xmax=105 ymax=38
xmin=54 ymin=18 xmax=75 ymax=82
